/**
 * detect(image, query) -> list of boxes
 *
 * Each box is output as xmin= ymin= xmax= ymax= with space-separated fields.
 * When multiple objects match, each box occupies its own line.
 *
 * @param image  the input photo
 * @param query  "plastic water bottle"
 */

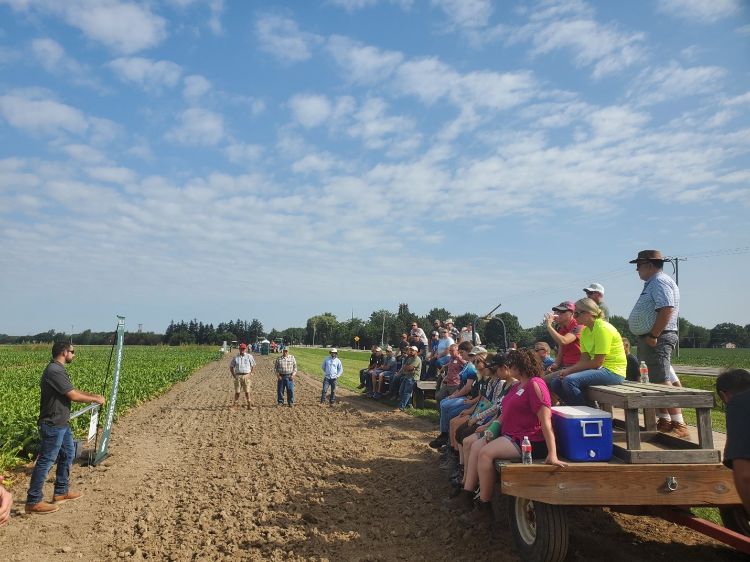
xmin=639 ymin=361 xmax=649 ymax=383
xmin=521 ymin=436 xmax=533 ymax=465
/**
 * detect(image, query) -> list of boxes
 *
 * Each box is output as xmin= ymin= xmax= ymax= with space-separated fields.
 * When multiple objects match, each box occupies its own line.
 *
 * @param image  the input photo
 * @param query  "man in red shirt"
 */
xmin=543 ymin=301 xmax=583 ymax=394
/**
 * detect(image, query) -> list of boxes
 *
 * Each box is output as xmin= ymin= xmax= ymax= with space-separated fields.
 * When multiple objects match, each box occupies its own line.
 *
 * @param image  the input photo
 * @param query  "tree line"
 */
xmin=1 ymin=305 xmax=747 ymax=349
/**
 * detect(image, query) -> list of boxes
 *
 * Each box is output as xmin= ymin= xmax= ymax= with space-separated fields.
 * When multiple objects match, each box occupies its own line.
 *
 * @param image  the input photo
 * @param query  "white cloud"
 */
xmin=0 ymin=91 xmax=88 ymax=135
xmin=291 ymin=153 xmax=339 ymax=175
xmin=656 ymin=0 xmax=740 ymax=23
xmin=723 ymin=91 xmax=750 ymax=106
xmin=628 ymin=62 xmax=727 ymax=106
xmin=326 ymin=0 xmax=413 ymax=11
xmin=289 ymin=94 xmax=332 ymax=128
xmin=85 ymin=165 xmax=137 ymax=184
xmin=518 ymin=17 xmax=646 ymax=79
xmin=62 ymin=144 xmax=107 ymax=164
xmin=256 ymin=14 xmax=323 ymax=63
xmin=165 ymin=0 xmax=223 ymax=33
xmin=347 ymin=97 xmax=420 ymax=152
xmin=3 ymin=0 xmax=168 ymax=54
xmin=225 ymin=143 xmax=263 ymax=164
xmin=327 ymin=35 xmax=403 ymax=85
xmin=108 ymin=57 xmax=182 ymax=93
xmin=167 ymin=108 xmax=225 ymax=146
xmin=431 ymin=0 xmax=492 ymax=30
xmin=183 ymin=74 xmax=212 ymax=101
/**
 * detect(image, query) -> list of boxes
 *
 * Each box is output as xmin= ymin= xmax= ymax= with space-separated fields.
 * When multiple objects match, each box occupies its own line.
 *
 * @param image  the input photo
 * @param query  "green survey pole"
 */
xmin=93 ymin=316 xmax=125 ymax=465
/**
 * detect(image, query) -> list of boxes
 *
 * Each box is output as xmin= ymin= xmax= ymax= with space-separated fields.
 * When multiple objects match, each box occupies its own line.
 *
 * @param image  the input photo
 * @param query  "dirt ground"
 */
xmin=0 ymin=355 xmax=741 ymax=561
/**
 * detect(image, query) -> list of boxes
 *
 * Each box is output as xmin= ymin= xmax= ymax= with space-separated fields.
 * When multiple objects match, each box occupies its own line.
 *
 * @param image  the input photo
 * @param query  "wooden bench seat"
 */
xmin=586 ymin=382 xmax=719 ymax=464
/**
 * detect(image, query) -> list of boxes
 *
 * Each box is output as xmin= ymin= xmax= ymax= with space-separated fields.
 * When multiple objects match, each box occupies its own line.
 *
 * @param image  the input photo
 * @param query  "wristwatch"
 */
xmin=647 ymin=333 xmax=658 ymax=339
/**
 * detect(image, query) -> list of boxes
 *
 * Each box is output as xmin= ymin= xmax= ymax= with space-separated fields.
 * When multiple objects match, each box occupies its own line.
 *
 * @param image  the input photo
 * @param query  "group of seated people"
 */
xmin=355 ymin=319 xmax=483 ymax=410
xmin=423 ymin=296 xmax=657 ymax=527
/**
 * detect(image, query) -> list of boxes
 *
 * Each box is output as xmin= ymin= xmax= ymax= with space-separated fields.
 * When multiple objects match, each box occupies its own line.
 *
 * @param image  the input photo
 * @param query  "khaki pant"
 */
xmin=233 ymin=374 xmax=250 ymax=393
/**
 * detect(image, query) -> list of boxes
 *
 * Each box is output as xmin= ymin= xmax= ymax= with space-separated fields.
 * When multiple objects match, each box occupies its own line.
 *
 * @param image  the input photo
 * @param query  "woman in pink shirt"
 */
xmin=458 ymin=348 xmax=565 ymax=527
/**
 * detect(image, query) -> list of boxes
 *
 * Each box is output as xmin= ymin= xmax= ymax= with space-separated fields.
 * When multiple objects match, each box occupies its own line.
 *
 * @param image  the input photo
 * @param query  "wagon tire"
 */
xmin=720 ymin=506 xmax=750 ymax=536
xmin=508 ymin=496 xmax=568 ymax=562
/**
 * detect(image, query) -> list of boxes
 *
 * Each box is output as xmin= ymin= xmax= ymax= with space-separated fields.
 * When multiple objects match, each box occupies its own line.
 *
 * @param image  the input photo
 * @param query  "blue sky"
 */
xmin=1 ymin=0 xmax=749 ymax=336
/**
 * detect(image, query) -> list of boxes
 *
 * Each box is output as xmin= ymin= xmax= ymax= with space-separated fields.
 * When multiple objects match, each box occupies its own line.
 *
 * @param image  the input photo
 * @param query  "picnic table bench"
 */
xmin=586 ymin=381 xmax=719 ymax=464
xmin=412 ymin=380 xmax=437 ymax=408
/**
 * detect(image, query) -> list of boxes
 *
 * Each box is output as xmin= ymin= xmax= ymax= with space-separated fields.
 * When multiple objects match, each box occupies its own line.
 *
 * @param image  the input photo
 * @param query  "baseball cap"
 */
xmin=239 ymin=343 xmax=247 ymax=349
xmin=583 ymin=283 xmax=605 ymax=295
xmin=445 ymin=318 xmax=454 ymax=324
xmin=468 ymin=346 xmax=487 ymax=356
xmin=552 ymin=301 xmax=575 ymax=313
xmin=375 ymin=347 xmax=382 ymax=352
xmin=330 ymin=348 xmax=338 ymax=354
xmin=409 ymin=345 xmax=419 ymax=351
xmin=386 ymin=345 xmax=393 ymax=352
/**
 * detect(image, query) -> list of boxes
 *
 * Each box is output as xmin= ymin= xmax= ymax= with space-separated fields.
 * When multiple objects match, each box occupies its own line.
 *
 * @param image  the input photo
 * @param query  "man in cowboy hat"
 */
xmin=627 ymin=249 xmax=687 ymax=438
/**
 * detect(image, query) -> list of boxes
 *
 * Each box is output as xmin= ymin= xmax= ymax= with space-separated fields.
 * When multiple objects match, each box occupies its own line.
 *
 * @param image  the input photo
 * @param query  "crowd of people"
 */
xmin=3 ymin=248 xmax=748 ymax=536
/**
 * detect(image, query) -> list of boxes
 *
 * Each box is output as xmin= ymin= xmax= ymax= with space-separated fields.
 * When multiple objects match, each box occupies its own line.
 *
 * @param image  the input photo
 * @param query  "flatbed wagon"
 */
xmin=493 ymin=382 xmax=750 ymax=561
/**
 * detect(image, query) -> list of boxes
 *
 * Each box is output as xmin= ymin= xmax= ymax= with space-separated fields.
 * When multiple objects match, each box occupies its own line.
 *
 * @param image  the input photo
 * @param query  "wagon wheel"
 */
xmin=508 ymin=496 xmax=569 ymax=562
xmin=719 ymin=506 xmax=750 ymax=536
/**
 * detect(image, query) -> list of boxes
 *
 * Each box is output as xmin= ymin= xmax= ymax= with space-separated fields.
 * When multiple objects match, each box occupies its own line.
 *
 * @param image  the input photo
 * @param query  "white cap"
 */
xmin=409 ymin=345 xmax=419 ymax=351
xmin=330 ymin=348 xmax=338 ymax=353
xmin=583 ymin=283 xmax=605 ymax=295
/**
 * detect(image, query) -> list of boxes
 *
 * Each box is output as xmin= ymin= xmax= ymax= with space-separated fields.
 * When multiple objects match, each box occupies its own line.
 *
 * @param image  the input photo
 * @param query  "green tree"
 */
xmin=484 ymin=312 xmax=522 ymax=349
xmin=306 ymin=313 xmax=338 ymax=346
xmin=710 ymin=323 xmax=748 ymax=347
xmin=248 ymin=318 xmax=264 ymax=342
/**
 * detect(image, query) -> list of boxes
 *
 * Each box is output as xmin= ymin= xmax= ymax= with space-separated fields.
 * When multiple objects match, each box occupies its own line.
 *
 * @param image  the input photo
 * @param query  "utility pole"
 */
xmin=664 ymin=256 xmax=687 ymax=357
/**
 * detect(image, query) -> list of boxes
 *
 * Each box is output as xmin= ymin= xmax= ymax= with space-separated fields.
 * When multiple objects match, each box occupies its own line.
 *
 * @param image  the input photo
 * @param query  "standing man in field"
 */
xmin=320 ymin=348 xmax=343 ymax=406
xmin=627 ymin=249 xmax=688 ymax=438
xmin=229 ymin=343 xmax=255 ymax=409
xmin=274 ymin=348 xmax=297 ymax=407
xmin=25 ymin=341 xmax=105 ymax=515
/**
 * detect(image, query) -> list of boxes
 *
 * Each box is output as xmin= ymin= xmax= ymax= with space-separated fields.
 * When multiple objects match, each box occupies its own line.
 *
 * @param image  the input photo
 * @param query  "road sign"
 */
xmin=354 ymin=336 xmax=360 ymax=341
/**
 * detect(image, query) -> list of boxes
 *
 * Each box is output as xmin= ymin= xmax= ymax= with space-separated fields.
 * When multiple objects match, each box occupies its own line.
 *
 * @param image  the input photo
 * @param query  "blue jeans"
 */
xmin=277 ymin=376 xmax=294 ymax=404
xmin=321 ymin=377 xmax=338 ymax=403
xmin=551 ymin=367 xmax=624 ymax=406
xmin=398 ymin=377 xmax=416 ymax=410
xmin=440 ymin=396 xmax=469 ymax=433
xmin=26 ymin=423 xmax=75 ymax=505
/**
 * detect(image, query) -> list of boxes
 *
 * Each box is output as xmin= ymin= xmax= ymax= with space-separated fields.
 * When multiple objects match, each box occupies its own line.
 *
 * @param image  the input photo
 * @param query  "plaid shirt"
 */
xmin=274 ymin=354 xmax=297 ymax=375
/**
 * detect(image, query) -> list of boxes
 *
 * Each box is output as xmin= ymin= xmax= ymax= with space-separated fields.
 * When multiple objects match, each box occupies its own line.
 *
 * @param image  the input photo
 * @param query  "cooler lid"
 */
xmin=551 ymin=405 xmax=612 ymax=419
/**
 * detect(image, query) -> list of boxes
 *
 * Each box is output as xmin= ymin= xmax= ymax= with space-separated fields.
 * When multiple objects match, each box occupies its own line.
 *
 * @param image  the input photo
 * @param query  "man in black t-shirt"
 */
xmin=717 ymin=369 xmax=750 ymax=515
xmin=25 ymin=341 xmax=105 ymax=515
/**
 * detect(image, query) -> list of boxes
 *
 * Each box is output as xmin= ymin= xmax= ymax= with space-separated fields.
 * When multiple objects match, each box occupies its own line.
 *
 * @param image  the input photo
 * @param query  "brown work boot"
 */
xmin=53 ymin=491 xmax=82 ymax=503
xmin=443 ymin=490 xmax=475 ymax=512
xmin=25 ymin=502 xmax=60 ymax=514
xmin=669 ymin=422 xmax=690 ymax=439
xmin=458 ymin=500 xmax=493 ymax=528
xmin=656 ymin=418 xmax=672 ymax=433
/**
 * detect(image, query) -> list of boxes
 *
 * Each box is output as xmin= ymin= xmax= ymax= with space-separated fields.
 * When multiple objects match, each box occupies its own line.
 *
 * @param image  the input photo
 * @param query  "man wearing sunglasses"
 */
xmin=26 ymin=342 xmax=105 ymax=515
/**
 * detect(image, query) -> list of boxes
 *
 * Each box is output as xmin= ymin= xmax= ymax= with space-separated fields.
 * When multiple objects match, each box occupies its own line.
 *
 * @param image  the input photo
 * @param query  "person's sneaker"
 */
xmin=656 ymin=418 xmax=672 ymax=433
xmin=329 ymin=401 xmax=336 ymax=407
xmin=246 ymin=403 xmax=252 ymax=410
xmin=25 ymin=502 xmax=60 ymax=514
xmin=670 ymin=421 xmax=690 ymax=439
xmin=318 ymin=402 xmax=326 ymax=407
xmin=288 ymin=403 xmax=294 ymax=408
xmin=53 ymin=491 xmax=82 ymax=503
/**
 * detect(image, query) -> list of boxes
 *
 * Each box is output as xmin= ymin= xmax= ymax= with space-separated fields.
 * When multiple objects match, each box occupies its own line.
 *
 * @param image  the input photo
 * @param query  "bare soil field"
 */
xmin=0 ymin=355 xmax=740 ymax=561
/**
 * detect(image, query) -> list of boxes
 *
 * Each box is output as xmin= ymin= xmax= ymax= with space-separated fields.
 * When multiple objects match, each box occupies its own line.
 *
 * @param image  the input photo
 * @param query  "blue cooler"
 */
xmin=552 ymin=406 xmax=613 ymax=462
